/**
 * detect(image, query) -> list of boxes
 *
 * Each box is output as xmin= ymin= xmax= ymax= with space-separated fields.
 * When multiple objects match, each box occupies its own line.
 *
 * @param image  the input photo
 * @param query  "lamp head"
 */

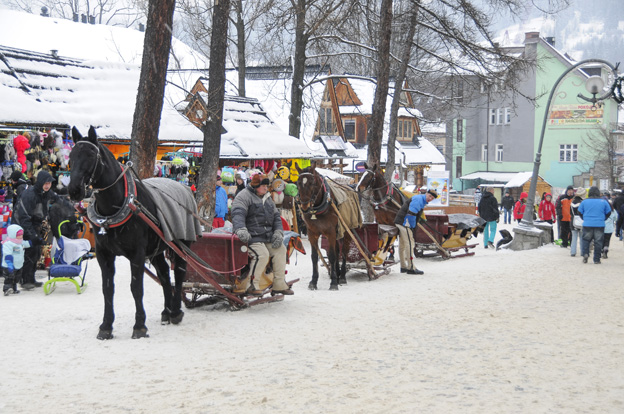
xmin=585 ymin=75 xmax=605 ymax=95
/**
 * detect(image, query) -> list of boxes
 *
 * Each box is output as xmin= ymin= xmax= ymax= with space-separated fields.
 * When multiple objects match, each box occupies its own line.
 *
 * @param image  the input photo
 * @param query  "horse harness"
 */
xmin=74 ymin=140 xmax=137 ymax=235
xmin=359 ymin=169 xmax=402 ymax=211
xmin=296 ymin=172 xmax=332 ymax=220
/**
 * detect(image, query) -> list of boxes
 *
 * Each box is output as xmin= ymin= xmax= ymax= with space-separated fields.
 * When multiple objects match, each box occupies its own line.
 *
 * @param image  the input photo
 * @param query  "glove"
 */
xmin=271 ymin=230 xmax=284 ymax=249
xmin=5 ymin=255 xmax=14 ymax=273
xmin=235 ymin=228 xmax=251 ymax=243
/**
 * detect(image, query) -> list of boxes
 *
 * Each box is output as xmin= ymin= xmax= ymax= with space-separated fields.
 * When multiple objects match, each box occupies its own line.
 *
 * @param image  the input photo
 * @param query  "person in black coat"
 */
xmin=9 ymin=170 xmax=31 ymax=209
xmin=12 ymin=171 xmax=60 ymax=289
xmin=500 ymin=190 xmax=514 ymax=224
xmin=478 ymin=187 xmax=500 ymax=249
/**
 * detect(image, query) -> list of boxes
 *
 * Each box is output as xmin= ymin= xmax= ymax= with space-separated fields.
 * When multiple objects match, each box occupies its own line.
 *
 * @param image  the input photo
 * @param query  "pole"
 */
xmin=521 ymin=58 xmax=618 ymax=227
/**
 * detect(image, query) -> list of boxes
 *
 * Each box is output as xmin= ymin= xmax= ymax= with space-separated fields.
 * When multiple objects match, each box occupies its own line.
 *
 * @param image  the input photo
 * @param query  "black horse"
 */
xmin=68 ymin=126 xmax=198 ymax=340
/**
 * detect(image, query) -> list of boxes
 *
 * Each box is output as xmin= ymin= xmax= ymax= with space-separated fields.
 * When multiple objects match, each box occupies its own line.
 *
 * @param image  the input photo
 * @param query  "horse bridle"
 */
xmin=74 ymin=140 xmax=131 ymax=194
xmin=296 ymin=172 xmax=331 ymax=216
xmin=358 ymin=169 xmax=396 ymax=209
xmin=74 ymin=140 xmax=136 ymax=235
xmin=74 ymin=140 xmax=102 ymax=191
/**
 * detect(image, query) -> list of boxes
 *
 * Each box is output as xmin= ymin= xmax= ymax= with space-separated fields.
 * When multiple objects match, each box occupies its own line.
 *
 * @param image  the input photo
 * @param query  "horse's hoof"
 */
xmin=170 ymin=310 xmax=184 ymax=325
xmin=161 ymin=313 xmax=171 ymax=325
xmin=329 ymin=284 xmax=339 ymax=291
xmin=308 ymin=282 xmax=317 ymax=290
xmin=338 ymin=277 xmax=347 ymax=285
xmin=132 ymin=328 xmax=149 ymax=339
xmin=97 ymin=329 xmax=114 ymax=340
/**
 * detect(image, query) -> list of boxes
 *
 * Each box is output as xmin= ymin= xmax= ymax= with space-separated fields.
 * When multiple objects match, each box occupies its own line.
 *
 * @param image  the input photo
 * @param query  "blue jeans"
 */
xmin=503 ymin=208 xmax=512 ymax=224
xmin=570 ymin=229 xmax=579 ymax=256
xmin=581 ymin=227 xmax=604 ymax=263
xmin=483 ymin=221 xmax=497 ymax=246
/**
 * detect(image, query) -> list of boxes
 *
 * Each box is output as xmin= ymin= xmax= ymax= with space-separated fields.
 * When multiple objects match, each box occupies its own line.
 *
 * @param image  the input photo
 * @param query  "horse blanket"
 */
xmin=143 ymin=178 xmax=202 ymax=242
xmin=326 ymin=178 xmax=362 ymax=240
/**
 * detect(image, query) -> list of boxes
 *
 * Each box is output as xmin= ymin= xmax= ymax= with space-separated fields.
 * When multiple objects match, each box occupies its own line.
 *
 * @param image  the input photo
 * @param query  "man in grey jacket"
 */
xmin=231 ymin=174 xmax=293 ymax=295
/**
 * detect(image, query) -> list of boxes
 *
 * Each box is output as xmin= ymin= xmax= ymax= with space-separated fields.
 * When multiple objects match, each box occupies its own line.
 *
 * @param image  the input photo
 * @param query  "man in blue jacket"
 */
xmin=578 ymin=186 xmax=612 ymax=264
xmin=394 ymin=189 xmax=438 ymax=275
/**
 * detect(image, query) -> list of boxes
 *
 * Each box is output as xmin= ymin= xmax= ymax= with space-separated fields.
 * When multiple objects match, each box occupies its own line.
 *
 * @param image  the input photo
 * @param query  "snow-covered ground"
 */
xmin=1 ymin=222 xmax=623 ymax=413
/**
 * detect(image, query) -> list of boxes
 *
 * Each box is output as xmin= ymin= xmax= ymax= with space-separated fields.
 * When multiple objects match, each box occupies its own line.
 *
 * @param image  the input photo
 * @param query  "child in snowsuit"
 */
xmin=2 ymin=224 xmax=31 ymax=295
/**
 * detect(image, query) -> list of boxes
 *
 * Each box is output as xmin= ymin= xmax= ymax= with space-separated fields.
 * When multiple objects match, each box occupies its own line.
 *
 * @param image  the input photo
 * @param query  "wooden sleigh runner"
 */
xmin=412 ymin=213 xmax=484 ymax=259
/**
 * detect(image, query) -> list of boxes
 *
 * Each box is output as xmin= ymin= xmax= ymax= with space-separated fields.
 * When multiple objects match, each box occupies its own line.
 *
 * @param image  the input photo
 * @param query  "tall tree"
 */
xmin=196 ymin=0 xmax=231 ymax=218
xmin=129 ymin=0 xmax=175 ymax=179
xmin=581 ymin=123 xmax=622 ymax=189
xmin=366 ymin=0 xmax=392 ymax=169
xmin=385 ymin=1 xmax=418 ymax=183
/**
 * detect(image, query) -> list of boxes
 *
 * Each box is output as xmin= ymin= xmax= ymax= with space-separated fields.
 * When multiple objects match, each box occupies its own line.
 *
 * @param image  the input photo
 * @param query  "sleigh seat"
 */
xmin=44 ymin=236 xmax=93 ymax=295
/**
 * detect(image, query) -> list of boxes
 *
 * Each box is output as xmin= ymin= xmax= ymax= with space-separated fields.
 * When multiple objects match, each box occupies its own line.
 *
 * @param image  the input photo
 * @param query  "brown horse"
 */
xmin=296 ymin=166 xmax=351 ymax=290
xmin=356 ymin=163 xmax=407 ymax=225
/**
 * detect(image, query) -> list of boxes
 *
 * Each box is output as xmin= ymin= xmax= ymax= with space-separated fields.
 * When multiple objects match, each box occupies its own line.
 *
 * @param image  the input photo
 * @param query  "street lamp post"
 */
xmin=520 ymin=59 xmax=619 ymax=228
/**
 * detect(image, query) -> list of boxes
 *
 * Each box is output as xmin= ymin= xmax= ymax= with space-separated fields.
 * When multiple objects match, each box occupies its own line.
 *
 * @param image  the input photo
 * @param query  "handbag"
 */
xmin=573 ymin=215 xmax=583 ymax=228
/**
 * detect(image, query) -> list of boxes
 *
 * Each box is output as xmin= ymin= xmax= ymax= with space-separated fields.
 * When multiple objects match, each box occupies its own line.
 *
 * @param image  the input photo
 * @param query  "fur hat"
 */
xmin=427 ymin=189 xmax=438 ymax=199
xmin=250 ymin=174 xmax=270 ymax=188
xmin=575 ymin=188 xmax=586 ymax=198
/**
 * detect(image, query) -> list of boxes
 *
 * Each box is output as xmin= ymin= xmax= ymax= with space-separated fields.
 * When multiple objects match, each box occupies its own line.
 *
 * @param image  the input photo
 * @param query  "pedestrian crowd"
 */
xmin=476 ymin=185 xmax=620 ymax=264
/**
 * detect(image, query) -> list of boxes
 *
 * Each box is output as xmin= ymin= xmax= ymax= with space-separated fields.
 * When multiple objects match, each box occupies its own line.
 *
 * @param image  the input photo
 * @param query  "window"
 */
xmin=455 ymin=156 xmax=462 ymax=178
xmin=343 ymin=120 xmax=355 ymax=141
xmin=456 ymin=119 xmax=463 ymax=142
xmin=455 ymin=80 xmax=463 ymax=104
xmin=559 ymin=144 xmax=578 ymax=162
xmin=481 ymin=144 xmax=488 ymax=162
xmin=489 ymin=109 xmax=497 ymax=125
xmin=496 ymin=144 xmax=503 ymax=162
xmin=497 ymin=108 xmax=504 ymax=125
xmin=490 ymin=107 xmax=511 ymax=125
xmin=319 ymin=107 xmax=335 ymax=134
xmin=398 ymin=119 xmax=412 ymax=139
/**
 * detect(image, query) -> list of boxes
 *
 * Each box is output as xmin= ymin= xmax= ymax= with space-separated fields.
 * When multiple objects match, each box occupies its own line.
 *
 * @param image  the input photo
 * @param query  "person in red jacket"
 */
xmin=538 ymin=192 xmax=556 ymax=242
xmin=513 ymin=192 xmax=528 ymax=223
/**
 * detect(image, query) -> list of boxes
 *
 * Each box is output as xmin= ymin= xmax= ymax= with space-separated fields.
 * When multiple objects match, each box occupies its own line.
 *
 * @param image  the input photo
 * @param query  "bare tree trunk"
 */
xmin=196 ymin=0 xmax=231 ymax=220
xmin=129 ymin=0 xmax=175 ymax=179
xmin=363 ymin=0 xmax=392 ymax=222
xmin=288 ymin=0 xmax=307 ymax=138
xmin=234 ymin=0 xmax=246 ymax=97
xmin=385 ymin=3 xmax=418 ymax=183
xmin=366 ymin=0 xmax=392 ymax=168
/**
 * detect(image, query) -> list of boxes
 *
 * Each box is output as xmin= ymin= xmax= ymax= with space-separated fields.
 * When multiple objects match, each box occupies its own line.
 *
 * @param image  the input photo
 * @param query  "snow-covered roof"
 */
xmin=0 ymin=9 xmax=206 ymax=142
xmin=212 ymin=96 xmax=323 ymax=159
xmin=0 ymin=9 xmax=207 ymax=66
xmin=0 ymin=45 xmax=203 ymax=141
xmin=340 ymin=77 xmax=423 ymax=119
xmin=401 ymin=140 xmax=446 ymax=165
xmin=343 ymin=139 xmax=445 ymax=173
xmin=203 ymin=73 xmax=359 ymax=159
xmin=460 ymin=171 xmax=551 ymax=187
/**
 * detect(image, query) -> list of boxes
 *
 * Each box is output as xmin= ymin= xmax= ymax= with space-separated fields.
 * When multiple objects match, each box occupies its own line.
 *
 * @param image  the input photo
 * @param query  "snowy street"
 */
xmin=1 ymin=222 xmax=623 ymax=414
